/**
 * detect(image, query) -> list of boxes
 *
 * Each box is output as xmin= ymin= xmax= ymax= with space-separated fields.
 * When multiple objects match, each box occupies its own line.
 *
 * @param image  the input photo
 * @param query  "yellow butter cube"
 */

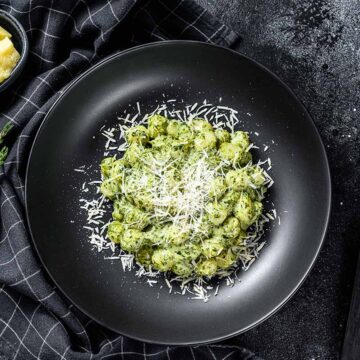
xmin=0 ymin=26 xmax=12 ymax=40
xmin=0 ymin=37 xmax=20 ymax=83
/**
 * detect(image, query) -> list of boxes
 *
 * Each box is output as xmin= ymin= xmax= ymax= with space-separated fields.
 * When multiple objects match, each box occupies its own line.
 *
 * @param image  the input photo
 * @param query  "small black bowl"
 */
xmin=0 ymin=10 xmax=29 ymax=93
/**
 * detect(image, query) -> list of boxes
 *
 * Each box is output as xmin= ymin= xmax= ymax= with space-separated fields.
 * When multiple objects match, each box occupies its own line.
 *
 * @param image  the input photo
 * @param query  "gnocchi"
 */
xmin=100 ymin=114 xmax=268 ymax=278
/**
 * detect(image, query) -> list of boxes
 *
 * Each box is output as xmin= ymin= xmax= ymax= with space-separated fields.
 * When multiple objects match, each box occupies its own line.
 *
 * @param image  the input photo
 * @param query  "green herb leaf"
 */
xmin=0 ymin=122 xmax=13 ymax=145
xmin=0 ymin=122 xmax=13 ymax=165
xmin=0 ymin=146 xmax=9 ymax=166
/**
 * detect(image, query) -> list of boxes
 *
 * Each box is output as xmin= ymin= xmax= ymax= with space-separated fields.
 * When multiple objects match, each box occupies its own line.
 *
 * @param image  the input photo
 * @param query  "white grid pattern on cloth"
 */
xmin=0 ymin=0 xmax=258 ymax=359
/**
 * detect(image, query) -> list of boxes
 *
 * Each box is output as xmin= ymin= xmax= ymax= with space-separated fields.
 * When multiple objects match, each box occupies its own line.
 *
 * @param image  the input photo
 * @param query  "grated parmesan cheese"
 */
xmin=75 ymin=100 xmax=276 ymax=302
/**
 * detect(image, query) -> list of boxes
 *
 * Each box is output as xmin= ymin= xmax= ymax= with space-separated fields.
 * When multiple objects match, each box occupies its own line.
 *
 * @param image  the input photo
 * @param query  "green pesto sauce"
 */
xmin=100 ymin=114 xmax=268 ymax=278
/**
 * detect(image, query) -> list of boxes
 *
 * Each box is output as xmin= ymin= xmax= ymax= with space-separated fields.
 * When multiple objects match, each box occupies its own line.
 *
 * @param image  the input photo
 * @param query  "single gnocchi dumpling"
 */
xmin=123 ymin=206 xmax=150 ymax=230
xmin=206 ymin=150 xmax=222 ymax=168
xmin=201 ymin=236 xmax=225 ymax=258
xmin=194 ymin=215 xmax=213 ymax=239
xmin=107 ymin=221 xmax=125 ymax=244
xmin=189 ymin=118 xmax=213 ymax=133
xmin=172 ymin=260 xmax=193 ymax=277
xmin=109 ymin=159 xmax=126 ymax=179
xmin=231 ymin=131 xmax=250 ymax=150
xmin=178 ymin=124 xmax=194 ymax=144
xmin=209 ymin=177 xmax=227 ymax=199
xmin=194 ymin=131 xmax=217 ymax=151
xmin=240 ymin=151 xmax=252 ymax=166
xmin=125 ymin=125 xmax=149 ymax=145
xmin=100 ymin=178 xmax=120 ymax=199
xmin=100 ymin=156 xmax=115 ymax=178
xmin=231 ymin=230 xmax=248 ymax=248
xmin=143 ymin=226 xmax=162 ymax=245
xmin=121 ymin=228 xmax=144 ymax=252
xmin=168 ymin=121 xmax=193 ymax=143
xmin=181 ymin=243 xmax=202 ymax=261
xmin=137 ymin=246 xmax=154 ymax=266
xmin=220 ymin=190 xmax=241 ymax=210
xmin=225 ymin=169 xmax=248 ymax=191
xmin=222 ymin=216 xmax=241 ymax=239
xmin=166 ymin=120 xmax=181 ymax=137
xmin=148 ymin=114 xmax=168 ymax=138
xmin=215 ymin=128 xmax=231 ymax=144
xmin=206 ymin=202 xmax=229 ymax=226
xmin=248 ymin=166 xmax=266 ymax=187
xmin=216 ymin=250 xmax=237 ymax=269
xmin=218 ymin=142 xmax=243 ymax=162
xmin=123 ymin=143 xmax=144 ymax=166
xmin=150 ymin=134 xmax=171 ymax=148
xmin=233 ymin=192 xmax=256 ymax=230
xmin=132 ymin=190 xmax=155 ymax=212
xmin=196 ymin=259 xmax=218 ymax=277
xmin=112 ymin=200 xmax=125 ymax=220
xmin=212 ymin=226 xmax=225 ymax=238
xmin=253 ymin=201 xmax=263 ymax=221
xmin=152 ymin=248 xmax=178 ymax=271
xmin=164 ymin=225 xmax=189 ymax=245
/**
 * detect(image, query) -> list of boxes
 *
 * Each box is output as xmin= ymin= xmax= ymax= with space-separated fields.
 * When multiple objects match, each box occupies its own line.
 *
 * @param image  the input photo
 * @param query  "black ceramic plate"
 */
xmin=26 ymin=41 xmax=331 ymax=345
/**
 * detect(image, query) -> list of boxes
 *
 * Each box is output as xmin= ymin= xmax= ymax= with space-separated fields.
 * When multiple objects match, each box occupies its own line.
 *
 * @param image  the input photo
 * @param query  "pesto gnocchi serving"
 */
xmin=99 ymin=114 xmax=270 ymax=279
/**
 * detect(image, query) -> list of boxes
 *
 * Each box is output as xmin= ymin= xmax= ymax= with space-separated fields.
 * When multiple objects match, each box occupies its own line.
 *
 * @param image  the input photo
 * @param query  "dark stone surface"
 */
xmin=196 ymin=1 xmax=360 ymax=359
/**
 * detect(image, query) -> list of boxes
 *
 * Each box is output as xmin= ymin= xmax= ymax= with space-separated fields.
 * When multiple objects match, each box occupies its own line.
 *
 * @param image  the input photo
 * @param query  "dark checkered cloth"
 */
xmin=0 ymin=0 xmax=259 ymax=359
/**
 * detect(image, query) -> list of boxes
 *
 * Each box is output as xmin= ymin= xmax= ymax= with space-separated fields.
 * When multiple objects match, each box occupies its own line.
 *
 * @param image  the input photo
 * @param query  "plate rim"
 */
xmin=25 ymin=40 xmax=332 ymax=345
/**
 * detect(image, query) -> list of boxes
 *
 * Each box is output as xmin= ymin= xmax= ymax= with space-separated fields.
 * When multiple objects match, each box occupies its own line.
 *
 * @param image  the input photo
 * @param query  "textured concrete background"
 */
xmin=195 ymin=0 xmax=360 ymax=359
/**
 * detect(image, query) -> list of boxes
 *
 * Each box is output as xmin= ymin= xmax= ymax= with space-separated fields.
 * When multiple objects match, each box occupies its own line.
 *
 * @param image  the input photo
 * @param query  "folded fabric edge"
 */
xmin=179 ymin=0 xmax=241 ymax=47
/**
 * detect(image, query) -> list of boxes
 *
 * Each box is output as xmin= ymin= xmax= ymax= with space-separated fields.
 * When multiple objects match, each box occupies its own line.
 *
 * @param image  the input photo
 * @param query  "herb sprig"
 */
xmin=0 ymin=122 xmax=13 ymax=166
